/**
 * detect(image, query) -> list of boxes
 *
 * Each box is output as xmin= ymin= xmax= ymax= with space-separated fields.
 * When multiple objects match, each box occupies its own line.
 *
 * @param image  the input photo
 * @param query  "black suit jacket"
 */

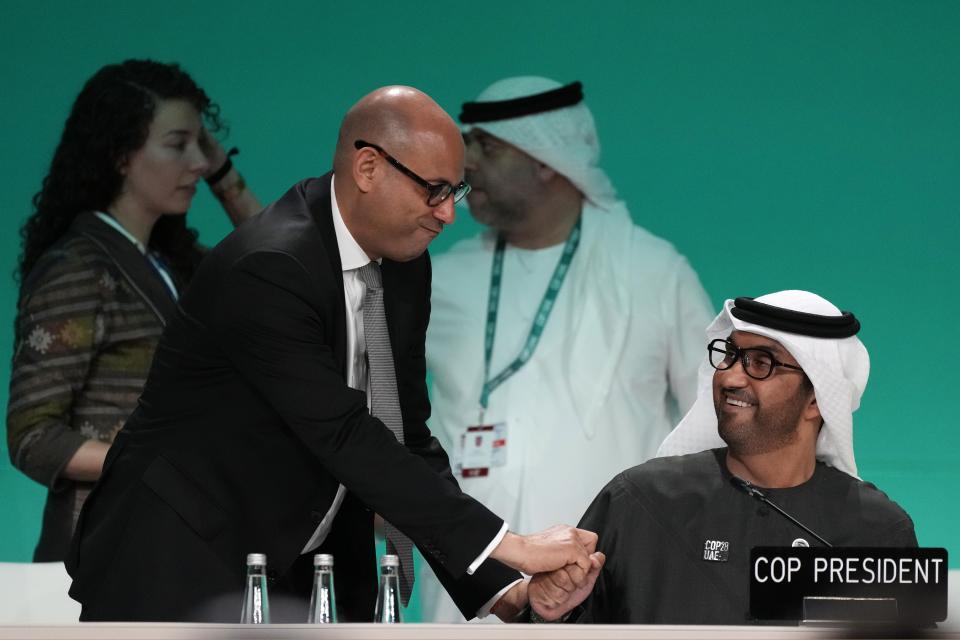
xmin=66 ymin=174 xmax=519 ymax=622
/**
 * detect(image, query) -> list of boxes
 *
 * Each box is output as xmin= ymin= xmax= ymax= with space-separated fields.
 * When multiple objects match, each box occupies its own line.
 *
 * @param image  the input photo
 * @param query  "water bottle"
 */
xmin=307 ymin=553 xmax=337 ymax=623
xmin=240 ymin=553 xmax=270 ymax=624
xmin=373 ymin=554 xmax=402 ymax=623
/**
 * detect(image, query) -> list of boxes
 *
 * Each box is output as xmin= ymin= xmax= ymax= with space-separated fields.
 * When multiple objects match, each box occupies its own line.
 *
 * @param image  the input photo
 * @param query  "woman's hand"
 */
xmin=197 ymin=128 xmax=262 ymax=226
xmin=62 ymin=440 xmax=111 ymax=482
xmin=199 ymin=128 xmax=228 ymax=179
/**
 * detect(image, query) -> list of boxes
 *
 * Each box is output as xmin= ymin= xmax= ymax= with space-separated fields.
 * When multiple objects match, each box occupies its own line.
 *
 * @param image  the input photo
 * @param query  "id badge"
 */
xmin=459 ymin=422 xmax=508 ymax=478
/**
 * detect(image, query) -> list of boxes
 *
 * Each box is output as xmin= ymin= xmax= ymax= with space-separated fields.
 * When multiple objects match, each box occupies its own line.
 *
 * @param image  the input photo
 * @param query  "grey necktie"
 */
xmin=357 ymin=261 xmax=415 ymax=606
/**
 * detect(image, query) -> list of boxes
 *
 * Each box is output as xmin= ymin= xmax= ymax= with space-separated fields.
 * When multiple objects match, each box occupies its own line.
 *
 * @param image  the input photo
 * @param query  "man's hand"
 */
xmin=490 ymin=525 xmax=597 ymax=575
xmin=489 ymin=578 xmax=529 ymax=622
xmin=529 ymin=551 xmax=605 ymax=622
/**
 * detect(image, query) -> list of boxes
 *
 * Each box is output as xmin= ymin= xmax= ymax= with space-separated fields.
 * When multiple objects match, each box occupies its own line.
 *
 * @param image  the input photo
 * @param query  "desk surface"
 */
xmin=0 ymin=624 xmax=957 ymax=640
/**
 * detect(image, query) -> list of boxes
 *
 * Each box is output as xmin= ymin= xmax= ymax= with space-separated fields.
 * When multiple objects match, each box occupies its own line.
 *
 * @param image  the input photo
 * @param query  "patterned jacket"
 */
xmin=7 ymin=212 xmax=180 ymax=561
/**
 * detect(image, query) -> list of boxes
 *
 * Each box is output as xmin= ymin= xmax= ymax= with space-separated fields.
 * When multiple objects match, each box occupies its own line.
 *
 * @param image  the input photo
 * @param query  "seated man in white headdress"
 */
xmin=525 ymin=290 xmax=917 ymax=624
xmin=420 ymin=76 xmax=713 ymax=621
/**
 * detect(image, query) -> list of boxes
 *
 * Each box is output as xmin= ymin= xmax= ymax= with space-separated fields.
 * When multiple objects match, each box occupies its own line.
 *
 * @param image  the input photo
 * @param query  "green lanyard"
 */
xmin=479 ymin=215 xmax=582 ymax=422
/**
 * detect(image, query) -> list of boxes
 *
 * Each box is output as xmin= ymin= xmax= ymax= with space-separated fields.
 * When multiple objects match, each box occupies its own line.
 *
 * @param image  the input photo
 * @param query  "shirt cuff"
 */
xmin=466 ymin=521 xmax=508 ymax=575
xmin=476 ymin=577 xmax=525 ymax=619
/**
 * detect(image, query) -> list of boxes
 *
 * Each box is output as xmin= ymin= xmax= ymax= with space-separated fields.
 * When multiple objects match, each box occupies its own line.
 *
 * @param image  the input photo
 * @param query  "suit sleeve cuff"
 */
xmin=476 ymin=577 xmax=524 ymax=619
xmin=466 ymin=521 xmax=508 ymax=575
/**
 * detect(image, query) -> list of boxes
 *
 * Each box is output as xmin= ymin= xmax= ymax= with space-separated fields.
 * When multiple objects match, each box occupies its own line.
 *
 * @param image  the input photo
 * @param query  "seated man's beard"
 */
xmin=716 ymin=393 xmax=808 ymax=456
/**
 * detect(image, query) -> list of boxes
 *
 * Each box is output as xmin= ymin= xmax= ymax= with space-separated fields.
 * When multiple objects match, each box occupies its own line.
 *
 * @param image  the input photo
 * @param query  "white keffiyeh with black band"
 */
xmin=461 ymin=76 xmax=619 ymax=210
xmin=657 ymin=290 xmax=869 ymax=477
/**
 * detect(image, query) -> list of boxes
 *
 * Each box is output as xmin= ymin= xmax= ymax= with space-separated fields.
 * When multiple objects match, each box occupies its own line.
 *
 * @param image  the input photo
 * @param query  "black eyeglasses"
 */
xmin=707 ymin=338 xmax=804 ymax=380
xmin=354 ymin=140 xmax=471 ymax=206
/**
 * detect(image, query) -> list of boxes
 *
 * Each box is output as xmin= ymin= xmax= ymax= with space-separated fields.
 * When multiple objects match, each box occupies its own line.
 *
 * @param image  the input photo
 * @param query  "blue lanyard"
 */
xmin=94 ymin=211 xmax=178 ymax=300
xmin=146 ymin=253 xmax=179 ymax=301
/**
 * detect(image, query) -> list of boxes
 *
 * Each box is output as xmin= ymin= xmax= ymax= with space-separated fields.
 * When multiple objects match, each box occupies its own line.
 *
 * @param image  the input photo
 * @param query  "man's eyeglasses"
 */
xmin=707 ymin=338 xmax=804 ymax=381
xmin=354 ymin=140 xmax=471 ymax=206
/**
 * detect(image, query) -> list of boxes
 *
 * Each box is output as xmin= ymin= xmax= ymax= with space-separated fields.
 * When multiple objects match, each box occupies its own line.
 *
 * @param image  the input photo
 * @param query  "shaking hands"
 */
xmin=488 ymin=524 xmax=605 ymax=622
xmin=490 ymin=524 xmax=598 ymax=575
xmin=528 ymin=550 xmax=605 ymax=621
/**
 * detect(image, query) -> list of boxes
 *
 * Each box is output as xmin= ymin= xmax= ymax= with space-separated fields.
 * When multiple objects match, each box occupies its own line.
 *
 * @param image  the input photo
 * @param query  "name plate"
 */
xmin=750 ymin=547 xmax=948 ymax=623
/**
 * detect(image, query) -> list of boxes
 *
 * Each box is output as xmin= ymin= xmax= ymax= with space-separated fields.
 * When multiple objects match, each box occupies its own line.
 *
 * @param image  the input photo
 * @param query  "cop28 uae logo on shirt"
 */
xmin=703 ymin=539 xmax=730 ymax=562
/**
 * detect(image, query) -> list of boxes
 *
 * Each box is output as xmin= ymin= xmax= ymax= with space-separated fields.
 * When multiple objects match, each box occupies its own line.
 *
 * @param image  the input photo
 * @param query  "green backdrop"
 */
xmin=2 ymin=0 xmax=957 ymax=619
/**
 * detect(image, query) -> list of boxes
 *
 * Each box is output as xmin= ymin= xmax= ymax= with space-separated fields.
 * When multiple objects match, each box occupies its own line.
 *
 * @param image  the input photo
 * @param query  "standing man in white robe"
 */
xmin=418 ymin=76 xmax=714 ymax=621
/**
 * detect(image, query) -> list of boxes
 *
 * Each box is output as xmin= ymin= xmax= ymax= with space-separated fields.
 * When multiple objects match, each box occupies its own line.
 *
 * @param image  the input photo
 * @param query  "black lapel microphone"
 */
xmin=730 ymin=475 xmax=833 ymax=547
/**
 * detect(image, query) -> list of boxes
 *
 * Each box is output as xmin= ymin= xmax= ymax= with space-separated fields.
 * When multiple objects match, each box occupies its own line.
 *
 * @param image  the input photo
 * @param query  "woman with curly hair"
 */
xmin=7 ymin=59 xmax=261 ymax=561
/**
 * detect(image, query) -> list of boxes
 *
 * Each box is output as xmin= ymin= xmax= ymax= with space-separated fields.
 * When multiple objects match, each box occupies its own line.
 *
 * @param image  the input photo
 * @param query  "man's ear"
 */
xmin=537 ymin=163 xmax=557 ymax=183
xmin=353 ymin=148 xmax=379 ymax=194
xmin=803 ymin=390 xmax=822 ymax=424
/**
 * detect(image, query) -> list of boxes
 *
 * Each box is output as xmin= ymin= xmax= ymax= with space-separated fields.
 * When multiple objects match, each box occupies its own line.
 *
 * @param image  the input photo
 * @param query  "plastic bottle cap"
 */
xmin=380 ymin=554 xmax=400 ymax=567
xmin=314 ymin=553 xmax=334 ymax=567
xmin=246 ymin=553 xmax=267 ymax=566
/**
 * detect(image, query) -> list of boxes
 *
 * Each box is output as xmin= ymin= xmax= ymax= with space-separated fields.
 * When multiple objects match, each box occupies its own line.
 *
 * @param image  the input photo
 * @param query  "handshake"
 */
xmin=488 ymin=524 xmax=606 ymax=622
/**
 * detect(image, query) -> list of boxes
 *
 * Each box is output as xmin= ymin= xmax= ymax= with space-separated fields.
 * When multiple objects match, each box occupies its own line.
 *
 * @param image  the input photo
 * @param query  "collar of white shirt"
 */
xmin=330 ymin=174 xmax=380 ymax=271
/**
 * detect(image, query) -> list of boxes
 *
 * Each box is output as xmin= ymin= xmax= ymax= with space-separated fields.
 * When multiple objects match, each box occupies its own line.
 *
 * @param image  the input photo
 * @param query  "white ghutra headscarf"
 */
xmin=460 ymin=76 xmax=619 ymax=210
xmin=657 ymin=290 xmax=870 ymax=477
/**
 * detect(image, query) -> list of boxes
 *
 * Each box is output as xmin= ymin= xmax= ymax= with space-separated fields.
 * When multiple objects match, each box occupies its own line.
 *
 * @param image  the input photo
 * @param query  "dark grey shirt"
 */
xmin=575 ymin=448 xmax=917 ymax=624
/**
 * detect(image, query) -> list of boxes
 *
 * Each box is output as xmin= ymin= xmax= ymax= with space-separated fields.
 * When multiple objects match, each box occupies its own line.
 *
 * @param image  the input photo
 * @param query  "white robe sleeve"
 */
xmin=662 ymin=254 xmax=715 ymax=416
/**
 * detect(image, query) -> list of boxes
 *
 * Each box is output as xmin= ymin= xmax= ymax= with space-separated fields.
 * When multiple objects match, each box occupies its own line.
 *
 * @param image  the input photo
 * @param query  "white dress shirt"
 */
xmin=301 ymin=178 xmax=508 ymax=607
xmin=301 ymin=176 xmax=374 ymax=553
